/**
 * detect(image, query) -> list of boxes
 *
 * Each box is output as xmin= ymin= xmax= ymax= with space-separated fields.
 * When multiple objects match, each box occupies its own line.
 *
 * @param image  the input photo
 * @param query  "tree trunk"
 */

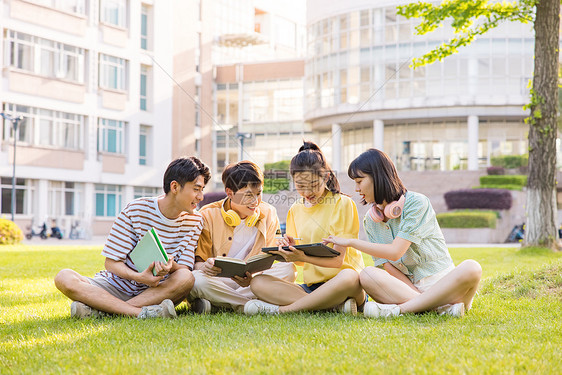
xmin=525 ymin=0 xmax=560 ymax=248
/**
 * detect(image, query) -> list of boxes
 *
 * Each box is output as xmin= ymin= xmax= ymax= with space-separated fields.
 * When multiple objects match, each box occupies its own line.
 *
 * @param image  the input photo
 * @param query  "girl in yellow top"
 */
xmin=245 ymin=142 xmax=365 ymax=315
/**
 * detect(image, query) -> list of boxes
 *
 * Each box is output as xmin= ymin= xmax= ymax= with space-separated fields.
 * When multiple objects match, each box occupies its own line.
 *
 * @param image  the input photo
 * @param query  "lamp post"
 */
xmin=0 ymin=113 xmax=23 ymax=222
xmin=236 ymin=132 xmax=252 ymax=161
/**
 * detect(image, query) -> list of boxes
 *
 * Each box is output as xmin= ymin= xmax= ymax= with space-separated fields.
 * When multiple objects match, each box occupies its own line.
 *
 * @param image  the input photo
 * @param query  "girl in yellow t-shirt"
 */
xmin=244 ymin=142 xmax=365 ymax=315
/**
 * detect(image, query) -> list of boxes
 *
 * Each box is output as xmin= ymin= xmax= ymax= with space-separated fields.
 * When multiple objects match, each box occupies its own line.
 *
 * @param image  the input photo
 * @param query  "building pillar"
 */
xmin=373 ymin=119 xmax=384 ymax=150
xmin=83 ymin=182 xmax=94 ymax=239
xmin=332 ymin=123 xmax=342 ymax=173
xmin=468 ymin=115 xmax=479 ymax=170
xmin=36 ymin=179 xmax=49 ymax=223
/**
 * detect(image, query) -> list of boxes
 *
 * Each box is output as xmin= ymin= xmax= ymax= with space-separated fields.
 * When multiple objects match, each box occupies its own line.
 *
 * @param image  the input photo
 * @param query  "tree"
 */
xmin=398 ymin=0 xmax=560 ymax=249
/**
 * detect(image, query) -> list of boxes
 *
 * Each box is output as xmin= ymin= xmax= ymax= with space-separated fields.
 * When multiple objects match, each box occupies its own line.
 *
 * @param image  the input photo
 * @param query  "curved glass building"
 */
xmin=305 ymin=0 xmax=537 ymax=171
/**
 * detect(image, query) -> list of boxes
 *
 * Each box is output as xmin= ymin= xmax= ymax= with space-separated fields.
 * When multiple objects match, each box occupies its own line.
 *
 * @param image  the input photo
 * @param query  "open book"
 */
xmin=262 ymin=243 xmax=340 ymax=258
xmin=129 ymin=228 xmax=169 ymax=276
xmin=214 ymin=253 xmax=282 ymax=278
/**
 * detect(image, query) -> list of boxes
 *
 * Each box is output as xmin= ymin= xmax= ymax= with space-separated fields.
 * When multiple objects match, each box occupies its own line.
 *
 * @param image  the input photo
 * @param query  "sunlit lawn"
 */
xmin=1 ymin=244 xmax=561 ymax=374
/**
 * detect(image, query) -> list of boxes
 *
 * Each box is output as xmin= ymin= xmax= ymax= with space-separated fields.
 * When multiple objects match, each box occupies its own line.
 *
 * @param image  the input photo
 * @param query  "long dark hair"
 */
xmin=348 ymin=149 xmax=406 ymax=205
xmin=290 ymin=141 xmax=340 ymax=194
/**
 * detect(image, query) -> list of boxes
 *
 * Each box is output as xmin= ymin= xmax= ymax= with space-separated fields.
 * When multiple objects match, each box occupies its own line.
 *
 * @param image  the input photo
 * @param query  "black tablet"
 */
xmin=262 ymin=243 xmax=340 ymax=258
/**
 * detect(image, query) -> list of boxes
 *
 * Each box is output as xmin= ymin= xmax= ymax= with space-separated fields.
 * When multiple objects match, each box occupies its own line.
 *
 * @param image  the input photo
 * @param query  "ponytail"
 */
xmin=325 ymin=169 xmax=340 ymax=195
xmin=290 ymin=141 xmax=340 ymax=195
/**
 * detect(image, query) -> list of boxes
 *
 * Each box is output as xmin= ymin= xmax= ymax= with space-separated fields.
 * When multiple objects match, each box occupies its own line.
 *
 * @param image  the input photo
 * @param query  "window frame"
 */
xmin=99 ymin=53 xmax=128 ymax=91
xmin=6 ymin=30 xmax=85 ymax=83
xmin=97 ymin=118 xmax=126 ymax=154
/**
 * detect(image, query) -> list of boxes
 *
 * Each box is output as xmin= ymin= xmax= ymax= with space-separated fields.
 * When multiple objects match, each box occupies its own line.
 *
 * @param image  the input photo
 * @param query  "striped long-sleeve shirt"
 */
xmin=96 ymin=196 xmax=203 ymax=296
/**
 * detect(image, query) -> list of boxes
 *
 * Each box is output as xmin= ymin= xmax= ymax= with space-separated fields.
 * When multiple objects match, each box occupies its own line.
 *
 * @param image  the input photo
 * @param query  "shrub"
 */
xmin=490 ymin=154 xmax=528 ymax=169
xmin=479 ymin=175 xmax=527 ymax=187
xmin=264 ymin=160 xmax=290 ymax=171
xmin=437 ymin=210 xmax=498 ymax=229
xmin=264 ymin=178 xmax=290 ymax=194
xmin=0 ymin=219 xmax=24 ymax=244
xmin=477 ymin=184 xmax=524 ymax=191
xmin=444 ymin=188 xmax=512 ymax=210
xmin=264 ymin=160 xmax=290 ymax=180
xmin=198 ymin=192 xmax=227 ymax=208
xmin=486 ymin=166 xmax=505 ymax=175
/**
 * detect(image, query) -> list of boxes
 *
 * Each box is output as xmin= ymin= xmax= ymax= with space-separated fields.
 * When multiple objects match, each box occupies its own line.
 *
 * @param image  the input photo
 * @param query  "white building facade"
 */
xmin=0 ymin=0 xmax=173 ymax=236
xmin=305 ymin=0 xmax=540 ymax=173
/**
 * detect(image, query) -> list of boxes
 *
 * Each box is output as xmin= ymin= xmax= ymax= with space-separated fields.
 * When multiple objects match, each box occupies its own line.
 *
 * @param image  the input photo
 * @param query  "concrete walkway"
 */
xmin=21 ymin=235 xmax=521 ymax=249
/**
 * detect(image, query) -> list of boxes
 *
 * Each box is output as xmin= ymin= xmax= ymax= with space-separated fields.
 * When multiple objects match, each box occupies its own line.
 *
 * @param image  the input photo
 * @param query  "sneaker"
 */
xmin=436 ymin=302 xmax=465 ymax=317
xmin=334 ymin=298 xmax=357 ymax=316
xmin=363 ymin=301 xmax=401 ymax=318
xmin=244 ymin=300 xmax=280 ymax=315
xmin=191 ymin=298 xmax=212 ymax=314
xmin=138 ymin=299 xmax=177 ymax=319
xmin=71 ymin=301 xmax=108 ymax=319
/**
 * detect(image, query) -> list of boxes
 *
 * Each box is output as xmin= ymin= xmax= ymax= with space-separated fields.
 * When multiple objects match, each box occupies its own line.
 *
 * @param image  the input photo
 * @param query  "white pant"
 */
xmin=190 ymin=262 xmax=297 ymax=312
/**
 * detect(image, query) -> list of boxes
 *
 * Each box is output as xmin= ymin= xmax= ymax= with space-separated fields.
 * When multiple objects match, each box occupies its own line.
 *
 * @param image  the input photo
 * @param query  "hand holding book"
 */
xmin=136 ymin=263 xmax=166 ymax=288
xmin=213 ymin=253 xmax=281 ymax=278
xmin=129 ymin=228 xmax=169 ymax=277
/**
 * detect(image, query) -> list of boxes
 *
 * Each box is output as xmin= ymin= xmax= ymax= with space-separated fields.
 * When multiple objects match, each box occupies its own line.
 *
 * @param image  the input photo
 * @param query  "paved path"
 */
xmin=21 ymin=236 xmax=521 ymax=249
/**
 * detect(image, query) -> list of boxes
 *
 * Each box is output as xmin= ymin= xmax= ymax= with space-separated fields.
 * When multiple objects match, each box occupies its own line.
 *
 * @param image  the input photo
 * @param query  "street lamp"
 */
xmin=236 ymin=132 xmax=252 ymax=161
xmin=0 ymin=113 xmax=23 ymax=222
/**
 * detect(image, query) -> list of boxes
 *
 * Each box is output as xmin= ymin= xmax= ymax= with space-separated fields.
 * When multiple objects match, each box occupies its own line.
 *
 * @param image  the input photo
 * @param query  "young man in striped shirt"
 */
xmin=54 ymin=157 xmax=210 ymax=319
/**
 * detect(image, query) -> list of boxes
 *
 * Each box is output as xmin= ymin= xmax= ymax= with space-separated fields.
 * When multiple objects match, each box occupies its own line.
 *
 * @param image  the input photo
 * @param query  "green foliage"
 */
xmin=477 ymin=184 xmax=524 ymax=191
xmin=437 ymin=210 xmax=498 ymax=228
xmin=0 ymin=218 xmax=23 ymax=245
xmin=264 ymin=160 xmax=290 ymax=171
xmin=1 ymin=245 xmax=562 ymax=373
xmin=480 ymin=174 xmax=527 ymax=187
xmin=490 ymin=154 xmax=529 ymax=169
xmin=397 ymin=0 xmax=535 ymax=67
xmin=263 ymin=178 xmax=290 ymax=194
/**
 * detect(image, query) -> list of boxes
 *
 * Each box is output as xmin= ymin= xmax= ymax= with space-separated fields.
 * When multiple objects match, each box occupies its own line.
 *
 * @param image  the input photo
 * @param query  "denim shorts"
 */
xmin=299 ymin=282 xmax=324 ymax=294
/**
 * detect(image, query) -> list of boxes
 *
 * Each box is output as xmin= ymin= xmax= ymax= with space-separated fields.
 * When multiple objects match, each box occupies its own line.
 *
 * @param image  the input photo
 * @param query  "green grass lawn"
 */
xmin=1 ymin=244 xmax=561 ymax=374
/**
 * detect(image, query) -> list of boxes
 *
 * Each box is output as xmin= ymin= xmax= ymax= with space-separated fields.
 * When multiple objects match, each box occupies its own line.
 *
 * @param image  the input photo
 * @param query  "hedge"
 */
xmin=490 ymin=154 xmax=528 ymax=169
xmin=198 ymin=192 xmax=227 ymax=208
xmin=437 ymin=210 xmax=497 ymax=229
xmin=264 ymin=178 xmax=290 ymax=194
xmin=486 ymin=166 xmax=505 ymax=175
xmin=444 ymin=188 xmax=512 ymax=210
xmin=478 ymin=184 xmax=524 ymax=191
xmin=0 ymin=219 xmax=23 ymax=244
xmin=479 ymin=175 xmax=527 ymax=187
xmin=264 ymin=160 xmax=290 ymax=171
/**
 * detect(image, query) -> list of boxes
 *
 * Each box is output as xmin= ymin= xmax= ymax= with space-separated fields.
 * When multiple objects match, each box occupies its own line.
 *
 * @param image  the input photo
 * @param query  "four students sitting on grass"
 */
xmin=54 ymin=147 xmax=481 ymax=319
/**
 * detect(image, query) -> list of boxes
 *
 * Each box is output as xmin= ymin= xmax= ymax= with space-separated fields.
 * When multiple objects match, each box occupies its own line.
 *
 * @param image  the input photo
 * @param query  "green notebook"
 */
xmin=129 ymin=228 xmax=169 ymax=276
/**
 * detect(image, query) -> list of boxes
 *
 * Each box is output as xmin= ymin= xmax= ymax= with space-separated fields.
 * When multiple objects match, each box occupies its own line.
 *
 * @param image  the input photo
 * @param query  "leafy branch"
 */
xmin=397 ymin=0 xmax=536 ymax=67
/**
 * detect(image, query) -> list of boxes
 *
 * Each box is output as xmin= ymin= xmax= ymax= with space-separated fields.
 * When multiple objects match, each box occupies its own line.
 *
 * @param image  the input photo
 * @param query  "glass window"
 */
xmin=98 ymin=118 xmax=125 ymax=154
xmin=141 ymin=4 xmax=149 ymax=50
xmin=94 ymin=184 xmax=122 ymax=217
xmin=134 ymin=186 xmax=159 ymax=199
xmin=48 ymin=181 xmax=83 ymax=217
xmin=3 ymin=103 xmax=84 ymax=150
xmin=140 ymin=65 xmax=148 ymax=110
xmin=139 ymin=125 xmax=149 ymax=165
xmin=28 ymin=0 xmax=86 ymax=14
xmin=99 ymin=54 xmax=127 ymax=91
xmin=7 ymin=30 xmax=84 ymax=82
xmin=100 ymin=0 xmax=127 ymax=28
xmin=1 ymin=178 xmax=32 ymax=215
